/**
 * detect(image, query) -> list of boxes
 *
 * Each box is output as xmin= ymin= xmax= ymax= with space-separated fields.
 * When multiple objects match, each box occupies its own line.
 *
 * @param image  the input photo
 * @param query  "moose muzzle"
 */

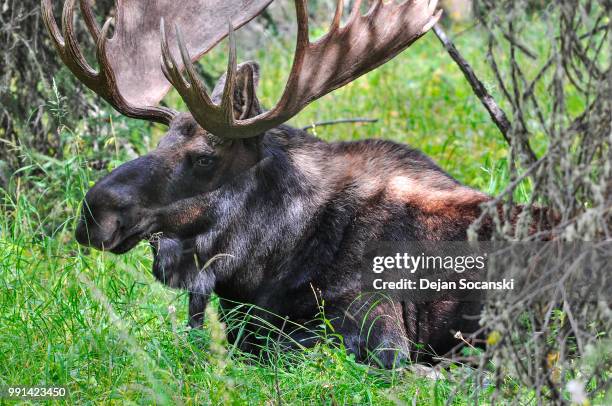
xmin=75 ymin=156 xmax=159 ymax=254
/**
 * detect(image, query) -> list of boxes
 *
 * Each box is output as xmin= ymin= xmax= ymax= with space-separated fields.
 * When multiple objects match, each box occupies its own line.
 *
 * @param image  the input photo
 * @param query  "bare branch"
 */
xmin=301 ymin=117 xmax=378 ymax=131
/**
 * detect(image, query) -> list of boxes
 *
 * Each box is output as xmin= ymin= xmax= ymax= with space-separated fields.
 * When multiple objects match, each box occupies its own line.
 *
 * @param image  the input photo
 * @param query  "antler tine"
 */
xmin=348 ymin=0 xmax=363 ymax=22
xmin=172 ymin=23 xmax=215 ymax=107
xmin=294 ymin=0 xmax=311 ymax=50
xmin=159 ymin=20 xmax=174 ymax=72
xmin=268 ymin=0 xmax=310 ymax=117
xmin=79 ymin=0 xmax=101 ymax=42
xmin=61 ymin=0 xmax=97 ymax=79
xmin=42 ymin=0 xmax=65 ymax=48
xmin=329 ymin=0 xmax=344 ymax=32
xmin=221 ymin=21 xmax=238 ymax=125
xmin=160 ymin=20 xmax=186 ymax=90
xmin=96 ymin=18 xmax=120 ymax=90
xmin=365 ymin=0 xmax=383 ymax=16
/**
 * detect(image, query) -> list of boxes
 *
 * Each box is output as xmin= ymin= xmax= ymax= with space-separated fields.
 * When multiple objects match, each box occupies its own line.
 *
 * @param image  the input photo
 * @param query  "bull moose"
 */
xmin=42 ymin=0 xmax=543 ymax=367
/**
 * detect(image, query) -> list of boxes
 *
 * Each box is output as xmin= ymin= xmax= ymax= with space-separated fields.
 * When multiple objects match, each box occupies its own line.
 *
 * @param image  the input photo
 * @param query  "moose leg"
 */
xmin=188 ymin=291 xmax=209 ymax=328
xmin=340 ymin=299 xmax=411 ymax=369
xmin=366 ymin=306 xmax=412 ymax=368
xmin=187 ymin=271 xmax=215 ymax=329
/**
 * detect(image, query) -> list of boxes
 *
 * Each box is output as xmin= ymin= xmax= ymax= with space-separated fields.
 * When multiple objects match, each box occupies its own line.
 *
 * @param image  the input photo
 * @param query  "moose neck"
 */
xmin=152 ymin=128 xmax=335 ymax=290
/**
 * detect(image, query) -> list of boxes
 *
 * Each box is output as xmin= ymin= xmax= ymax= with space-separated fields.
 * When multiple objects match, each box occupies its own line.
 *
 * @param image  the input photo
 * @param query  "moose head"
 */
xmin=43 ymin=0 xmax=440 ymax=253
xmin=44 ymin=0 xmax=496 ymax=367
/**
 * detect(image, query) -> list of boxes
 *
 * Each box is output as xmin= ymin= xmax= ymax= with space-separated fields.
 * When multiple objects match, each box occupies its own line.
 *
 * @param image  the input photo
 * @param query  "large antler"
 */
xmin=42 ymin=0 xmax=273 ymax=125
xmin=162 ymin=0 xmax=441 ymax=138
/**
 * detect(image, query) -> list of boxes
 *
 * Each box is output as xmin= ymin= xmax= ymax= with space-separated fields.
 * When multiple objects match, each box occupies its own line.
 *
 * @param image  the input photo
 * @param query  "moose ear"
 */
xmin=211 ymin=61 xmax=262 ymax=120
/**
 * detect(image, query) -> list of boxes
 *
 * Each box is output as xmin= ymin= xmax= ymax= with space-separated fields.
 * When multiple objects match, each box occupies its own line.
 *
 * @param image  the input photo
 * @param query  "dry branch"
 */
xmin=301 ymin=118 xmax=378 ymax=131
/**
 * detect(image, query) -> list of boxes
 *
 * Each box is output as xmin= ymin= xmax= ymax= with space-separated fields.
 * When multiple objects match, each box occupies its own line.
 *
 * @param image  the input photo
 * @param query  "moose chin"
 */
xmin=45 ymin=0 xmax=553 ymax=368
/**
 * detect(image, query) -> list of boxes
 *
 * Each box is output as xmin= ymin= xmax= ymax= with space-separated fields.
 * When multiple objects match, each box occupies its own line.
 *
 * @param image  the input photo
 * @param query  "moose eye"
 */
xmin=194 ymin=155 xmax=216 ymax=169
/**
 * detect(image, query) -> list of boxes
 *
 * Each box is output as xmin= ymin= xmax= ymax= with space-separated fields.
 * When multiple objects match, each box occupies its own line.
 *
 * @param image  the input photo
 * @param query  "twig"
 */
xmin=453 ymin=21 xmax=480 ymax=38
xmin=432 ymin=24 xmax=537 ymax=160
xmin=301 ymin=118 xmax=378 ymax=131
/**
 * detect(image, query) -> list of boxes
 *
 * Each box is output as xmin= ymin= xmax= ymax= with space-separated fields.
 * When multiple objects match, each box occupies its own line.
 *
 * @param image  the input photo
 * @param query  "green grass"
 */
xmin=0 ymin=22 xmax=565 ymax=404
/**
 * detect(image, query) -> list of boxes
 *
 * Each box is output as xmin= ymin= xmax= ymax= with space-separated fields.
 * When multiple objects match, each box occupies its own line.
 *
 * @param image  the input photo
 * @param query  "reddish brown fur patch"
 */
xmin=386 ymin=175 xmax=490 ymax=215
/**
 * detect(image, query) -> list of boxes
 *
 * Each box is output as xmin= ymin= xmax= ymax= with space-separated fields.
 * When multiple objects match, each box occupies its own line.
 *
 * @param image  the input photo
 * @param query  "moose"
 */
xmin=43 ymin=0 xmax=550 ymax=367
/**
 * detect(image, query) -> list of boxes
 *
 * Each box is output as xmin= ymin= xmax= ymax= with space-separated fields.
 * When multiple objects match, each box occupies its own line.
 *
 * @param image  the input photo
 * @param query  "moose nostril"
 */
xmin=74 ymin=206 xmax=127 ymax=250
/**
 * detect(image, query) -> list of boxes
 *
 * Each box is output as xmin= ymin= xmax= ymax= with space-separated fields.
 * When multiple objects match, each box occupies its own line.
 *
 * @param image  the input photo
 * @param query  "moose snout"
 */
xmin=75 ymin=180 xmax=135 ymax=251
xmin=75 ymin=201 xmax=126 ymax=250
xmin=75 ymin=156 xmax=161 ymax=252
